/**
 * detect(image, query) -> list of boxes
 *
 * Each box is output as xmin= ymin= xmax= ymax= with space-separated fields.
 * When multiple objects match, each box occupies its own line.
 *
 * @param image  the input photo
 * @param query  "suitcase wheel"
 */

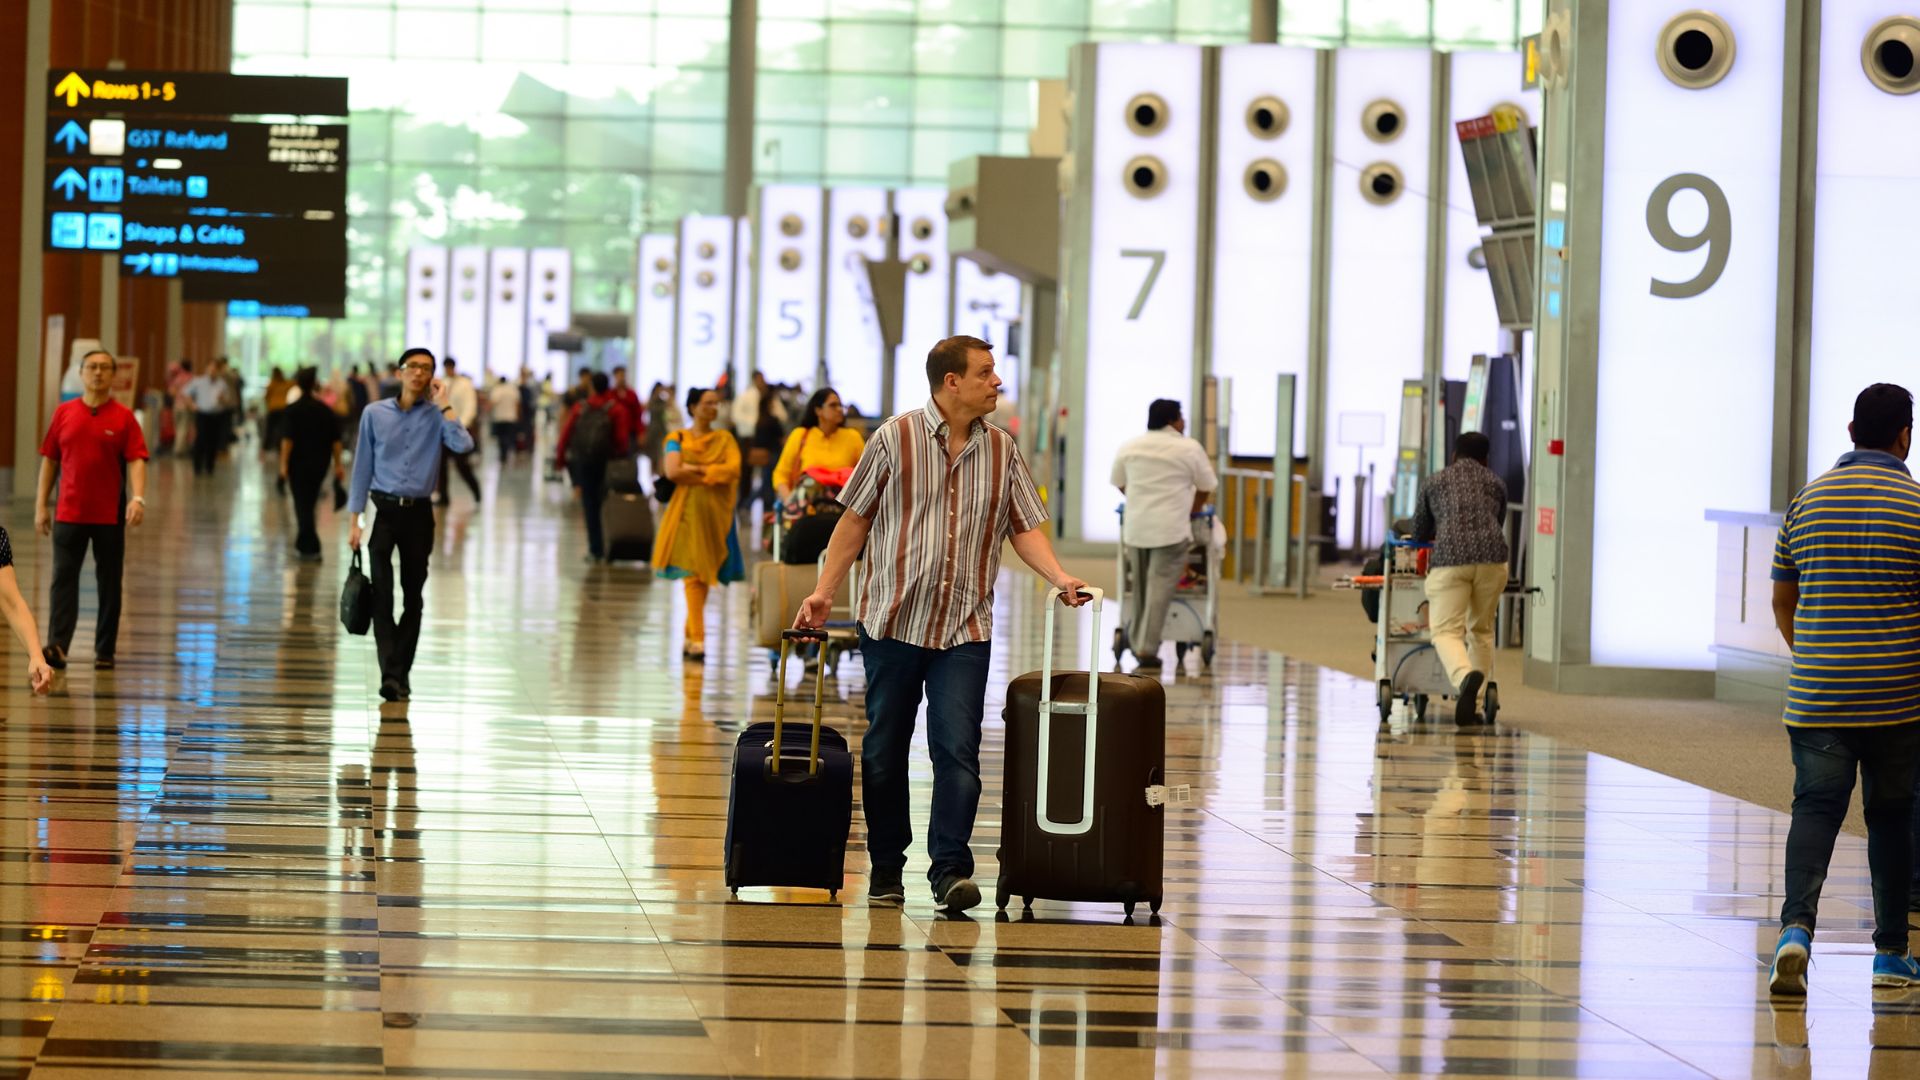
xmin=829 ymin=890 xmax=838 ymax=903
xmin=1022 ymin=896 xmax=1033 ymax=911
xmin=729 ymin=888 xmax=738 ymax=898
xmin=1150 ymin=897 xmax=1163 ymax=915
xmin=1124 ymin=902 xmax=1136 ymax=918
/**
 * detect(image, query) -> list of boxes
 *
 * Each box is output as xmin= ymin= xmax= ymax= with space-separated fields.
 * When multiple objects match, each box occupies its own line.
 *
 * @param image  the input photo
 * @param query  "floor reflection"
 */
xmin=0 ymin=461 xmax=1912 ymax=1076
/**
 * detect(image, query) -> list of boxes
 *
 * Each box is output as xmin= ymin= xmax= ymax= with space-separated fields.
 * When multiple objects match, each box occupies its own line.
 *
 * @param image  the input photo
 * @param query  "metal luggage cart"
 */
xmin=766 ymin=516 xmax=861 ymax=676
xmin=1110 ymin=507 xmax=1219 ymax=672
xmin=1339 ymin=537 xmax=1501 ymax=726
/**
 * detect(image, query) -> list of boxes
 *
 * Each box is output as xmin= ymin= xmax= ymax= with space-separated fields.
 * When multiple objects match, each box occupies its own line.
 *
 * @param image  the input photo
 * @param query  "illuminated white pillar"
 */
xmin=891 ymin=187 xmax=950 ymax=411
xmin=675 ymin=215 xmax=735 ymax=389
xmin=485 ymin=247 xmax=528 ymax=379
xmin=753 ymin=185 xmax=825 ymax=388
xmin=823 ymin=188 xmax=888 ymax=415
xmin=1209 ymin=44 xmax=1319 ymax=458
xmin=633 ymin=235 xmax=677 ymax=393
xmin=1061 ymin=42 xmax=1206 ymax=544
xmin=403 ymin=246 xmax=449 ymax=359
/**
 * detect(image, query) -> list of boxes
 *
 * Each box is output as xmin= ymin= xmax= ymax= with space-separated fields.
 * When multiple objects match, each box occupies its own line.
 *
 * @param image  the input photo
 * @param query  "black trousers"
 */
xmin=192 ymin=411 xmax=225 ymax=474
xmin=49 ymin=521 xmax=126 ymax=659
xmin=437 ymin=431 xmax=481 ymax=501
xmin=289 ymin=470 xmax=326 ymax=556
xmin=568 ymin=462 xmax=607 ymax=559
xmin=368 ymin=501 xmax=435 ymax=685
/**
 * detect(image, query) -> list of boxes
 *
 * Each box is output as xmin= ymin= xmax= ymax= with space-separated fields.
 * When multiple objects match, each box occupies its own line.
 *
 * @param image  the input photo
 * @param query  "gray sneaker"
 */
xmin=933 ymin=876 xmax=981 ymax=913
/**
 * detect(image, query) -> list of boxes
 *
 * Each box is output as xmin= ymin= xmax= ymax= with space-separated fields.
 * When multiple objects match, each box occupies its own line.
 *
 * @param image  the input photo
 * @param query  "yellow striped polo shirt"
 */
xmin=1772 ymin=450 xmax=1920 ymax=728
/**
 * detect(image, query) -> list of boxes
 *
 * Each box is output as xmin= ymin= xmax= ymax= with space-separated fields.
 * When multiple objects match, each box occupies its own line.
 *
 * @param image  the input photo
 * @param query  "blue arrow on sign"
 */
xmin=53 ymin=120 xmax=86 ymax=153
xmin=123 ymin=253 xmax=151 ymax=275
xmin=51 ymin=168 xmax=84 ymax=199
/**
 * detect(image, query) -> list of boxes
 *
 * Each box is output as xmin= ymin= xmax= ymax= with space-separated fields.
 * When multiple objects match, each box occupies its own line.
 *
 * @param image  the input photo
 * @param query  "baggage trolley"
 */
xmin=1110 ymin=507 xmax=1219 ymax=672
xmin=1339 ymin=537 xmax=1501 ymax=726
xmin=764 ymin=514 xmax=861 ymax=675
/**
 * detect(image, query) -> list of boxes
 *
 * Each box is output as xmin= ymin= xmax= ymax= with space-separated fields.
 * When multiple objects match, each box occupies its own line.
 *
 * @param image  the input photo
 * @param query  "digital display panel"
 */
xmin=43 ymin=101 xmax=347 ymax=314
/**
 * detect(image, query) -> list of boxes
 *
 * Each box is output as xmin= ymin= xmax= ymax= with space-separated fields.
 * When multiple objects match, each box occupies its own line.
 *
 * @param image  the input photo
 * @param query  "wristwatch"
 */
xmin=130 ymin=496 xmax=147 ymax=506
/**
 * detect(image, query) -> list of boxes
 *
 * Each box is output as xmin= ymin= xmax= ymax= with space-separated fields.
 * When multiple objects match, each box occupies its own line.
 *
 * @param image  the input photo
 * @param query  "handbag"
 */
xmin=339 ymin=550 xmax=373 ymax=636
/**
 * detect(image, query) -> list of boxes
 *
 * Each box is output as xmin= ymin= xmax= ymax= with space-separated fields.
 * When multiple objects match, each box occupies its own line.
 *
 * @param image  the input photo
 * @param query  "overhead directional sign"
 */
xmin=45 ymin=70 xmax=347 ymax=117
xmin=42 ymin=66 xmax=348 ymax=316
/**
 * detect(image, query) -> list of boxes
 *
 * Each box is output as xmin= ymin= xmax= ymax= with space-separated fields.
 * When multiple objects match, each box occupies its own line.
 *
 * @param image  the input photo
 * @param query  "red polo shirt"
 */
xmin=40 ymin=398 xmax=149 ymax=525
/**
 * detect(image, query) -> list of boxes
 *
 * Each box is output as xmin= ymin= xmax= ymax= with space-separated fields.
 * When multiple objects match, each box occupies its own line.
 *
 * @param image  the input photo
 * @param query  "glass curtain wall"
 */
xmin=231 ymin=0 xmax=732 ymax=368
xmin=232 ymin=0 xmax=1534 ymax=365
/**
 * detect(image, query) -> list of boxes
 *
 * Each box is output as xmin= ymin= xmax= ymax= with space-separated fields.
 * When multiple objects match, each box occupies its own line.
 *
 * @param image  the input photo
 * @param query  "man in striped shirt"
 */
xmin=796 ymin=335 xmax=1089 ymax=913
xmin=1767 ymin=383 xmax=1920 ymax=994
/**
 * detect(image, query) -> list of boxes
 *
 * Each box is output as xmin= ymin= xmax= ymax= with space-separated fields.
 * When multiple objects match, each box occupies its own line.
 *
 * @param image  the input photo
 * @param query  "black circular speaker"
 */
xmin=1360 ymin=162 xmax=1404 ymax=206
xmin=1123 ymin=155 xmax=1167 ymax=198
xmin=1126 ymin=93 xmax=1169 ymax=136
xmin=1657 ymin=12 xmax=1736 ymax=89
xmin=1362 ymin=99 xmax=1407 ymax=144
xmin=1243 ymin=159 xmax=1287 ymax=202
xmin=1864 ymin=16 xmax=1920 ymax=95
xmin=1247 ymin=96 xmax=1289 ymax=139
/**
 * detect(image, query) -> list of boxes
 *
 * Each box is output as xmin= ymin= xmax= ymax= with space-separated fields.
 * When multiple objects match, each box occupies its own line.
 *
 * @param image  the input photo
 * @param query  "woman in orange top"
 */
xmin=652 ymin=387 xmax=743 ymax=661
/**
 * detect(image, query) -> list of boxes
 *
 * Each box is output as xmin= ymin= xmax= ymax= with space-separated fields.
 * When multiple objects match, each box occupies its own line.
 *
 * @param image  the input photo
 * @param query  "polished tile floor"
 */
xmin=0 ymin=454 xmax=1913 ymax=1078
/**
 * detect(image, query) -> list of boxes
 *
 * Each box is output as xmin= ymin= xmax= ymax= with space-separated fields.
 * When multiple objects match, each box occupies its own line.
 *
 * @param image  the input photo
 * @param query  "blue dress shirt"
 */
xmin=348 ymin=397 xmax=476 ymax=513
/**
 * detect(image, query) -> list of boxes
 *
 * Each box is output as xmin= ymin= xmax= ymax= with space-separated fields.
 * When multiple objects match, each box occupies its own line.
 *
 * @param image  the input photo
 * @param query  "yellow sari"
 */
xmin=652 ymin=428 xmax=745 ymax=585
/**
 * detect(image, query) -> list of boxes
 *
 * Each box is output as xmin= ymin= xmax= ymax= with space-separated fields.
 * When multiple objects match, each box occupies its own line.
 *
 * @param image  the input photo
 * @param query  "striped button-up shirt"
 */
xmin=839 ymin=399 xmax=1047 ymax=650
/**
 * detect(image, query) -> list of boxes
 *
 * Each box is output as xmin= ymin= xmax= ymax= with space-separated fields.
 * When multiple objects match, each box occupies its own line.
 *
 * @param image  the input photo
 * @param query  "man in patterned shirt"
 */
xmin=795 ymin=335 xmax=1089 ymax=913
xmin=1411 ymin=430 xmax=1510 ymax=726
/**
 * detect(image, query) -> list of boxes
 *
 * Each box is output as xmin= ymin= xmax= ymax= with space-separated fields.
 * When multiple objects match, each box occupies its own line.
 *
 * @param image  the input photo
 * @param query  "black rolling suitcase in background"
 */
xmin=602 ymin=492 xmax=655 ymax=562
xmin=997 ymin=587 xmax=1166 ymax=918
xmin=724 ymin=629 xmax=853 ymax=900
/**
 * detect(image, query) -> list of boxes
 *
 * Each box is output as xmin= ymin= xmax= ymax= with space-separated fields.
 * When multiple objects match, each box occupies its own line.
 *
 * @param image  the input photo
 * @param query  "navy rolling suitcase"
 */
xmin=724 ymin=629 xmax=853 ymax=900
xmin=996 ymin=587 xmax=1167 ymax=918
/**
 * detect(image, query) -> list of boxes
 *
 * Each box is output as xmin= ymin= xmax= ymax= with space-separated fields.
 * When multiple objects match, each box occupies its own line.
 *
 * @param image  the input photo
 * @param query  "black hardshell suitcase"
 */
xmin=997 ymin=587 xmax=1166 ymax=917
xmin=723 ymin=629 xmax=853 ymax=900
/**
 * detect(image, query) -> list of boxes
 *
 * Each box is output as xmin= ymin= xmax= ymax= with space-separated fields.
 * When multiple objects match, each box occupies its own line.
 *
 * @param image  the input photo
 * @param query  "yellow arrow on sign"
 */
xmin=53 ymin=72 xmax=89 ymax=107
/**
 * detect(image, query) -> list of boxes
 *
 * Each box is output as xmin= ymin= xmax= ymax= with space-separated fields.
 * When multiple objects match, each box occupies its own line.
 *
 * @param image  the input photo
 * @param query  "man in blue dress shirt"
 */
xmin=348 ymin=348 xmax=475 ymax=702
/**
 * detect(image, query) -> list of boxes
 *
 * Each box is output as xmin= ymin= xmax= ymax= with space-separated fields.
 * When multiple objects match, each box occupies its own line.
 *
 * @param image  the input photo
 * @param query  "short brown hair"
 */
xmin=926 ymin=335 xmax=991 ymax=392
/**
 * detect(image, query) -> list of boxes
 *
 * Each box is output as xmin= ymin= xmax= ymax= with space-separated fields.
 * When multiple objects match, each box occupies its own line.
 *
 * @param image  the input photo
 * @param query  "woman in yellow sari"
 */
xmin=652 ymin=387 xmax=744 ymax=661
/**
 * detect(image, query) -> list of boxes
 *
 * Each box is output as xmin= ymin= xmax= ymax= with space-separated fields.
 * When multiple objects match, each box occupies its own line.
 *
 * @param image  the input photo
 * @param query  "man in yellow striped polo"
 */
xmin=1767 ymin=383 xmax=1920 ymax=995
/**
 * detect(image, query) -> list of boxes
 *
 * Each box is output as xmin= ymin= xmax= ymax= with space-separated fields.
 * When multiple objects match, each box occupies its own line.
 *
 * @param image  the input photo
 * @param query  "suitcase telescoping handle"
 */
xmin=771 ymin=628 xmax=830 ymax=778
xmin=1037 ymin=586 xmax=1103 ymax=837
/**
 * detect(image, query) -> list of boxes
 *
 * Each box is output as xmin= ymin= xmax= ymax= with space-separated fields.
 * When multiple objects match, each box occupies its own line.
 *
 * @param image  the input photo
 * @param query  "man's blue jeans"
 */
xmin=1780 ymin=724 xmax=1920 ymax=952
xmin=859 ymin=630 xmax=992 ymax=887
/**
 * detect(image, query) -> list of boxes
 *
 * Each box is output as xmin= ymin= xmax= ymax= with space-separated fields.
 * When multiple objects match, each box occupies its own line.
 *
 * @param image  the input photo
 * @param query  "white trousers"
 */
xmin=1425 ymin=562 xmax=1507 ymax=689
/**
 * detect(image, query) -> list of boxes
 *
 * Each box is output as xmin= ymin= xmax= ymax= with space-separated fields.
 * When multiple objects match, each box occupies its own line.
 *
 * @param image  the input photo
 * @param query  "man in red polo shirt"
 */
xmin=34 ymin=348 xmax=149 ymax=671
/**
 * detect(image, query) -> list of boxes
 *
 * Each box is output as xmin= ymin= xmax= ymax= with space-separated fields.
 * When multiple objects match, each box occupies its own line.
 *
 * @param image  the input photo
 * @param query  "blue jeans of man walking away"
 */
xmin=859 ymin=630 xmax=992 ymax=887
xmin=1780 ymin=724 xmax=1920 ymax=952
